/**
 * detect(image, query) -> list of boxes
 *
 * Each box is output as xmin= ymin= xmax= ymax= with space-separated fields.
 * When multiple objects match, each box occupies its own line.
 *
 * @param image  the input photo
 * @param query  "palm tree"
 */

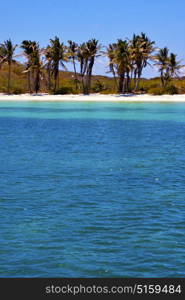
xmin=0 ymin=39 xmax=17 ymax=94
xmin=68 ymin=40 xmax=79 ymax=91
xmin=113 ymin=39 xmax=131 ymax=93
xmin=31 ymin=43 xmax=43 ymax=94
xmin=107 ymin=39 xmax=135 ymax=93
xmin=45 ymin=45 xmax=53 ymax=92
xmin=49 ymin=36 xmax=67 ymax=92
xmin=85 ymin=39 xmax=100 ymax=94
xmin=106 ymin=43 xmax=118 ymax=91
xmin=21 ymin=40 xmax=43 ymax=94
xmin=21 ymin=40 xmax=37 ymax=93
xmin=77 ymin=39 xmax=100 ymax=95
xmin=154 ymin=47 xmax=170 ymax=87
xmin=77 ymin=43 xmax=88 ymax=93
xmin=155 ymin=49 xmax=184 ymax=88
xmin=168 ymin=53 xmax=184 ymax=78
xmin=130 ymin=33 xmax=155 ymax=91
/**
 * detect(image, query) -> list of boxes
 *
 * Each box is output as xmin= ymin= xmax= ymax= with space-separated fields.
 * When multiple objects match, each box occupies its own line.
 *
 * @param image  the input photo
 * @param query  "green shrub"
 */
xmin=0 ymin=86 xmax=7 ymax=93
xmin=138 ymin=86 xmax=147 ymax=92
xmin=100 ymin=89 xmax=117 ymax=94
xmin=148 ymin=85 xmax=179 ymax=95
xmin=141 ymin=82 xmax=160 ymax=93
xmin=92 ymin=80 xmax=105 ymax=93
xmin=164 ymin=85 xmax=178 ymax=95
xmin=177 ymin=87 xmax=185 ymax=94
xmin=148 ymin=87 xmax=164 ymax=95
xmin=11 ymin=86 xmax=25 ymax=94
xmin=54 ymin=86 xmax=74 ymax=95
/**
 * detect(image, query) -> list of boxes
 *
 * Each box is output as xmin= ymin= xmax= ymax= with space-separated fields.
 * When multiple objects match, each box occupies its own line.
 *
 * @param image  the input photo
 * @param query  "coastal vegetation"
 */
xmin=0 ymin=34 xmax=184 ymax=95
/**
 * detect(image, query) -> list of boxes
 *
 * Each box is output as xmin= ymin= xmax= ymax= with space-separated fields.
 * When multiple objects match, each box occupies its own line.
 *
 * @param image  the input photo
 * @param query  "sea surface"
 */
xmin=0 ymin=100 xmax=185 ymax=278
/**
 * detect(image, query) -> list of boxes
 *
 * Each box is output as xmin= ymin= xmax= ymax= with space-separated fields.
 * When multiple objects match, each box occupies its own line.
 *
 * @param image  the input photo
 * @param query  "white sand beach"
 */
xmin=0 ymin=93 xmax=185 ymax=102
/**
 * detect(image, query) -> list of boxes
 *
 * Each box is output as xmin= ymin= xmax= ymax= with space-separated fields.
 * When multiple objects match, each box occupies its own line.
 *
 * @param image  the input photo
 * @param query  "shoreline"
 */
xmin=1 ymin=93 xmax=185 ymax=102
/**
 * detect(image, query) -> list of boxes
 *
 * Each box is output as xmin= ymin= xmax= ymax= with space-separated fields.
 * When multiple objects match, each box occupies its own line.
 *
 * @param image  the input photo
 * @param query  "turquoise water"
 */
xmin=0 ymin=101 xmax=185 ymax=278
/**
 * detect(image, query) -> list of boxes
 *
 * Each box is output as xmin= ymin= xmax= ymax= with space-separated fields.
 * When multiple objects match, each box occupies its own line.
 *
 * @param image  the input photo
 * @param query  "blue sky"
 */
xmin=1 ymin=0 xmax=185 ymax=77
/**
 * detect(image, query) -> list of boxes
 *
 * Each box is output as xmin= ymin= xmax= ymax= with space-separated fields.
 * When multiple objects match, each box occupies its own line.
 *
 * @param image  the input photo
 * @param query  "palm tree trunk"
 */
xmin=161 ymin=71 xmax=164 ymax=88
xmin=28 ymin=71 xmax=32 ymax=94
xmin=54 ymin=79 xmax=57 ymax=92
xmin=57 ymin=72 xmax=60 ymax=89
xmin=81 ymin=59 xmax=88 ymax=95
xmin=135 ymin=66 xmax=143 ymax=91
xmin=81 ymin=75 xmax=85 ymax=94
xmin=83 ymin=66 xmax=91 ymax=95
xmin=54 ymin=64 xmax=59 ymax=92
xmin=47 ymin=70 xmax=51 ymax=92
xmin=122 ymin=78 xmax=126 ymax=94
xmin=35 ymin=69 xmax=40 ymax=94
xmin=83 ymin=74 xmax=89 ymax=95
xmin=85 ymin=58 xmax=94 ymax=95
xmin=134 ymin=69 xmax=137 ymax=90
xmin=54 ymin=73 xmax=58 ymax=92
xmin=47 ymin=63 xmax=52 ymax=92
xmin=73 ymin=58 xmax=78 ymax=91
xmin=112 ymin=67 xmax=118 ymax=92
xmin=135 ymin=70 xmax=141 ymax=91
xmin=86 ymin=72 xmax=92 ymax=95
xmin=135 ymin=76 xmax=140 ymax=91
xmin=31 ymin=70 xmax=34 ymax=93
xmin=130 ymin=70 xmax=133 ymax=92
xmin=8 ymin=61 xmax=11 ymax=94
xmin=118 ymin=76 xmax=124 ymax=94
xmin=126 ymin=72 xmax=131 ymax=93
